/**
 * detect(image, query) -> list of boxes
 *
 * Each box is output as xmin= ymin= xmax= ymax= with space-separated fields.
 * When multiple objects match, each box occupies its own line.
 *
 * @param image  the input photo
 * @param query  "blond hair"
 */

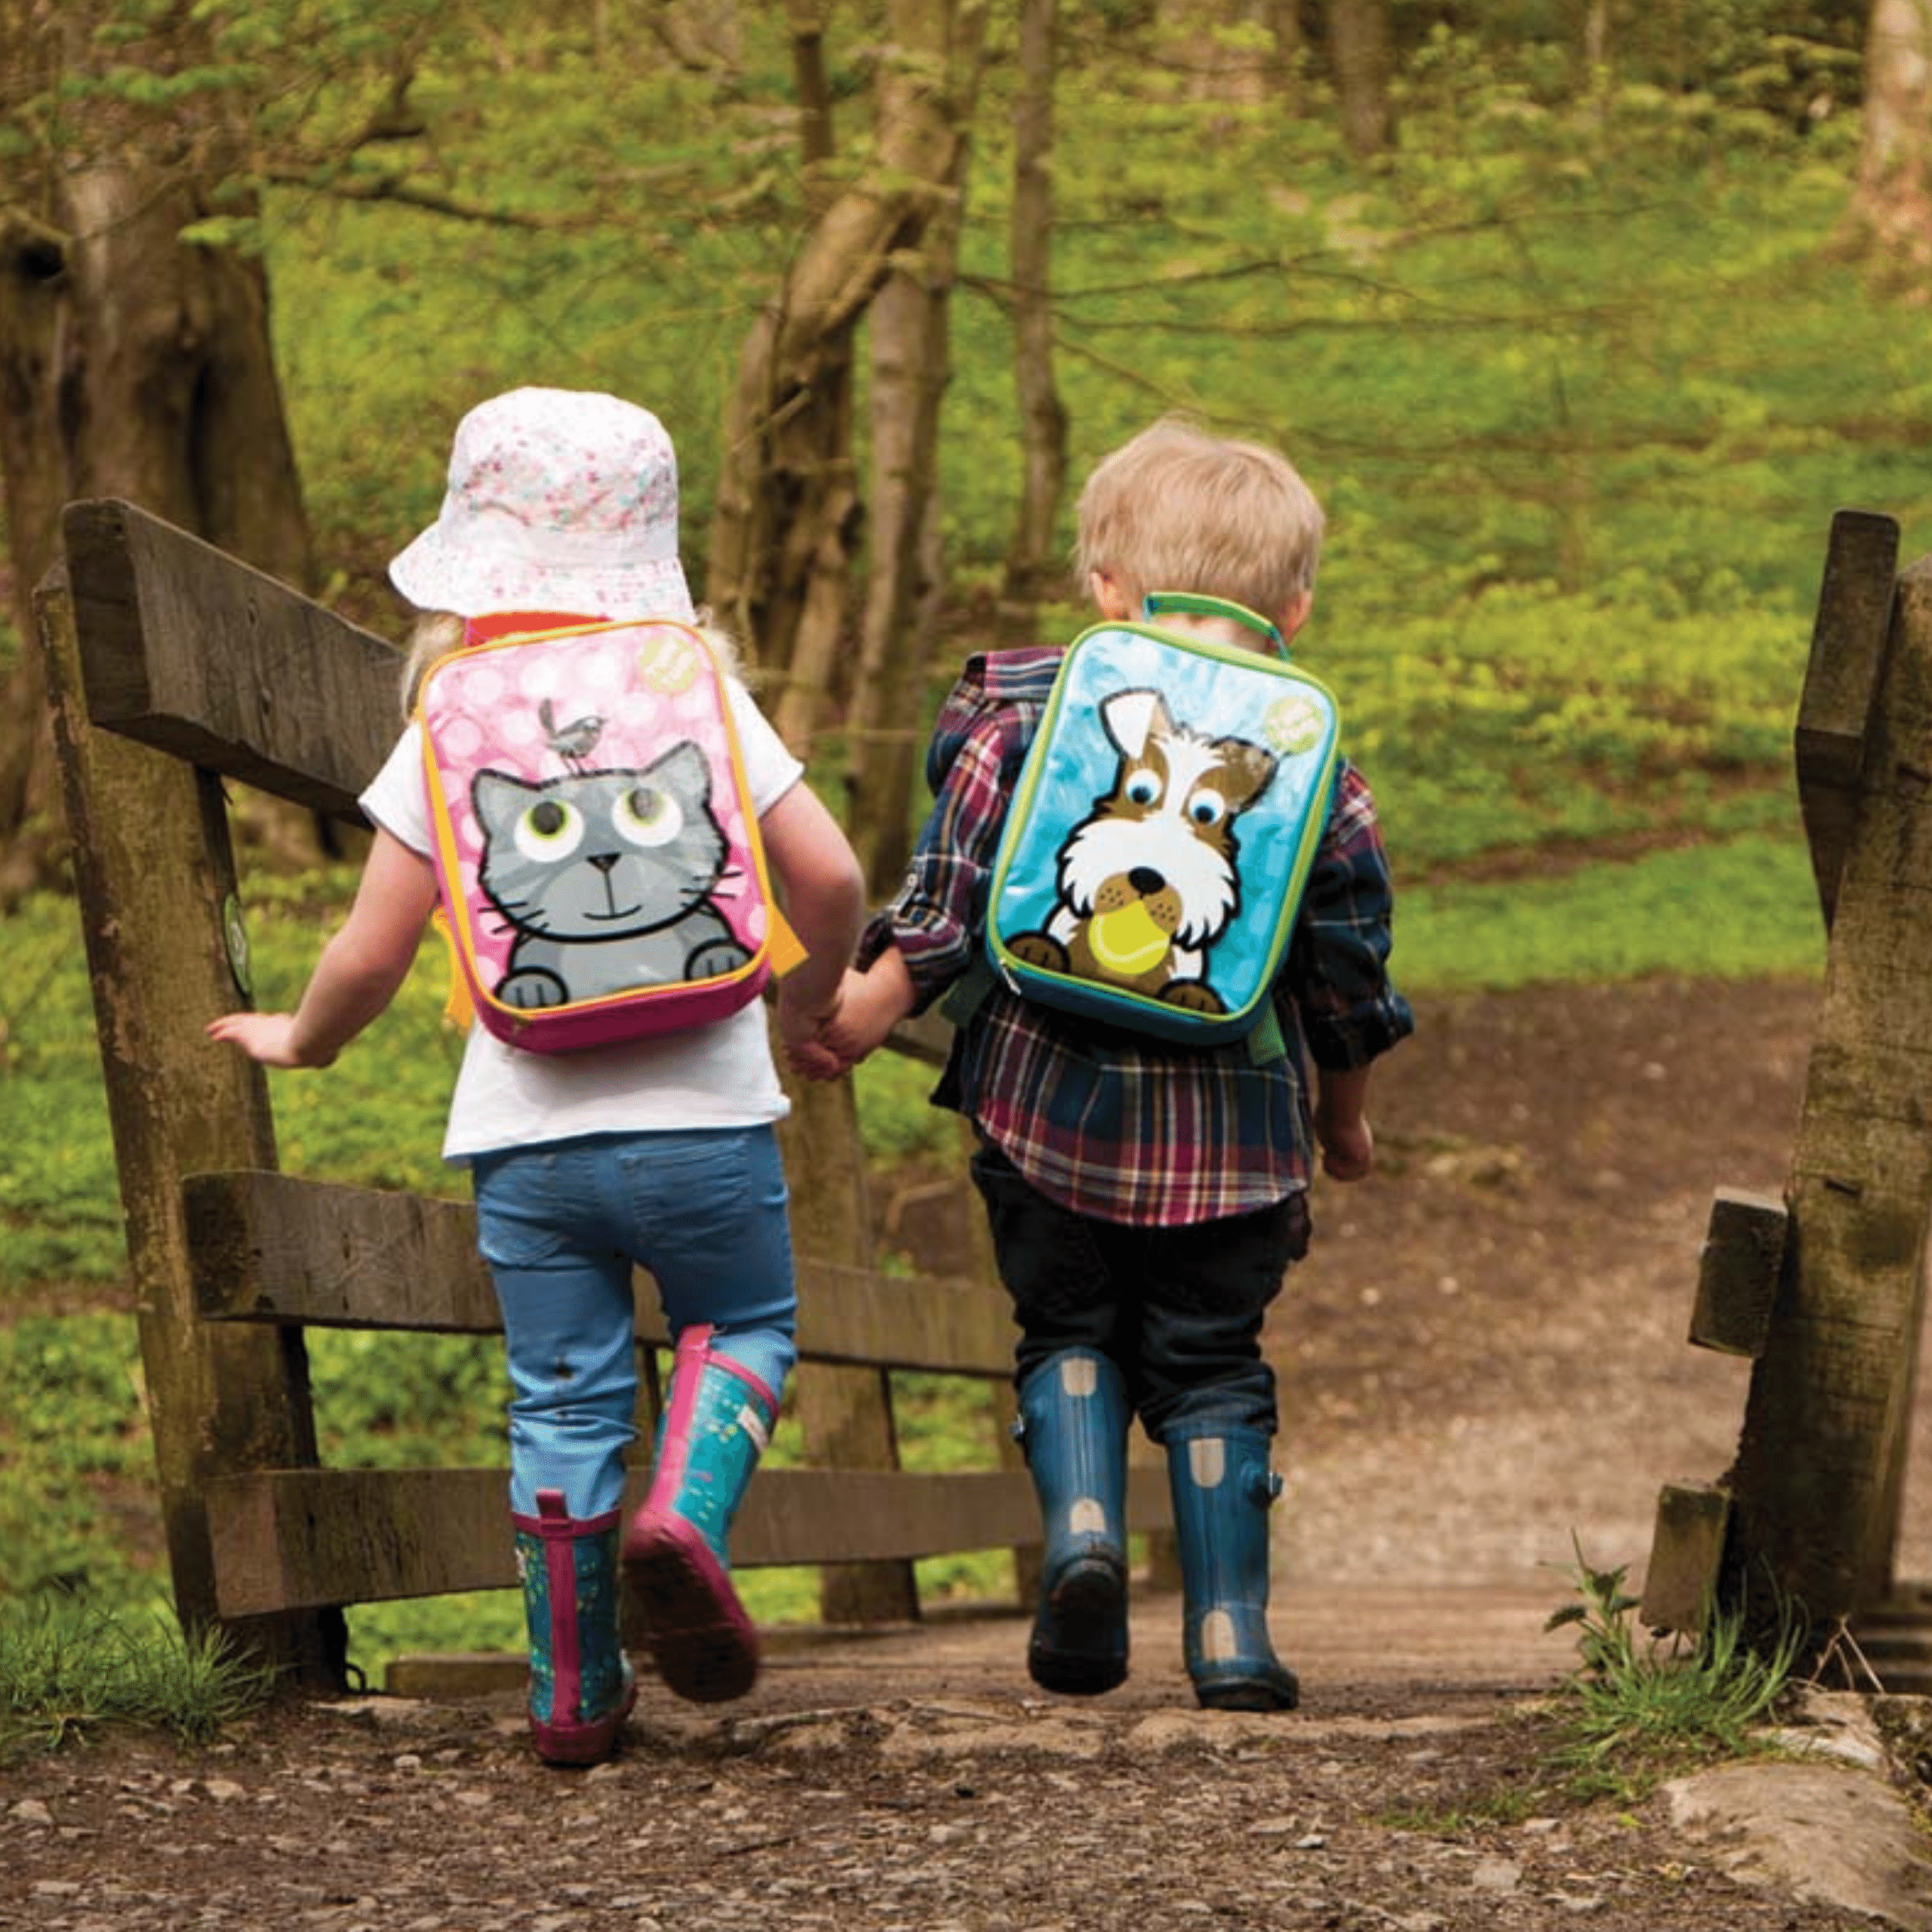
xmin=1074 ymin=415 xmax=1324 ymax=620
xmin=398 ymin=609 xmax=746 ymax=717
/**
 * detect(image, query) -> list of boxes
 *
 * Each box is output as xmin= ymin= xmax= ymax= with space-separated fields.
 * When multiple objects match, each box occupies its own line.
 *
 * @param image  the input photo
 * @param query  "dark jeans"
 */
xmin=969 ymin=1144 xmax=1309 ymax=1443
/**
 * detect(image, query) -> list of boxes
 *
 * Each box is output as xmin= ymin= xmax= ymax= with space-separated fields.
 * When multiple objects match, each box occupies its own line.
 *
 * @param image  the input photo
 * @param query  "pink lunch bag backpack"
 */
xmin=417 ymin=617 xmax=792 ymax=1053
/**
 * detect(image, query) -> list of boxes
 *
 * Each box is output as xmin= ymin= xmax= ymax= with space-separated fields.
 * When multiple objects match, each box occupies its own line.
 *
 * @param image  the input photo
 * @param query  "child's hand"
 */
xmin=775 ymin=981 xmax=846 ymax=1082
xmin=206 ymin=1011 xmax=328 ymax=1069
xmin=819 ymin=966 xmax=904 ymax=1069
xmin=1315 ymin=1109 xmax=1374 ymax=1183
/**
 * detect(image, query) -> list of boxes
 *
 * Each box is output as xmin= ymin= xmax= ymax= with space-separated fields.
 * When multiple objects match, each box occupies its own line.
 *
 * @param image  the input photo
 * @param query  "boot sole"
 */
xmin=623 ymin=1512 xmax=758 ymax=1703
xmin=1028 ymin=1552 xmax=1129 ymax=1696
xmin=1192 ymin=1666 xmax=1300 ymax=1712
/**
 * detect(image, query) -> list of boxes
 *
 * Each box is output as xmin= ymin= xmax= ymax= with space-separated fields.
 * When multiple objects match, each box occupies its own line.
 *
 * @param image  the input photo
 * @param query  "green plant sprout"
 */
xmin=1546 ymin=1539 xmax=1804 ymax=1799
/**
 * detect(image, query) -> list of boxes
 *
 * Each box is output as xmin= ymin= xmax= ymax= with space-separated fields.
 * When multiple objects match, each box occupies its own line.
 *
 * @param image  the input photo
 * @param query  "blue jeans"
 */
xmin=472 ymin=1128 xmax=798 ymax=1518
xmin=970 ymin=1144 xmax=1307 ymax=1442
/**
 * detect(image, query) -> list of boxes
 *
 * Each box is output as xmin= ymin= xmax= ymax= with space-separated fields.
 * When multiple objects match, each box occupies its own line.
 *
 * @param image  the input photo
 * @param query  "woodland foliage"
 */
xmin=0 ymin=0 xmax=1916 ymax=884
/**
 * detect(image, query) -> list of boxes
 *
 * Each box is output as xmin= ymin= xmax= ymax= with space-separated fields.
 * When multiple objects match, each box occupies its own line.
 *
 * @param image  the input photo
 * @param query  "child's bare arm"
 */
xmin=761 ymin=780 xmax=866 ymax=1076
xmin=1312 ymin=1065 xmax=1375 ymax=1182
xmin=207 ymin=831 xmax=438 ymax=1069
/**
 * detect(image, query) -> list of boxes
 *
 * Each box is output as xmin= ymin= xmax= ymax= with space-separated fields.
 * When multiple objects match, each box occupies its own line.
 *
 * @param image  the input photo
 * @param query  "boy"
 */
xmin=819 ymin=416 xmax=1412 ymax=1710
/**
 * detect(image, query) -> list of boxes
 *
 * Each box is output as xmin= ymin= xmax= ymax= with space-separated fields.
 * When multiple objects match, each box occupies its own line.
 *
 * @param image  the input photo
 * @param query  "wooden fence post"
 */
xmin=1721 ymin=542 xmax=1932 ymax=1640
xmin=780 ymin=1075 xmax=921 ymax=1623
xmin=37 ymin=562 xmax=345 ymax=1686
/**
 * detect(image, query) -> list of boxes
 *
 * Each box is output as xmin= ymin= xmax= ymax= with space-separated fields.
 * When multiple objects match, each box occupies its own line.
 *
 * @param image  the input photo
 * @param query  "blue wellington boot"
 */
xmin=623 ymin=1324 xmax=779 ymax=1704
xmin=1017 ymin=1349 xmax=1131 ymax=1695
xmin=512 ymin=1489 xmax=637 ymax=1765
xmin=1165 ymin=1425 xmax=1300 ymax=1711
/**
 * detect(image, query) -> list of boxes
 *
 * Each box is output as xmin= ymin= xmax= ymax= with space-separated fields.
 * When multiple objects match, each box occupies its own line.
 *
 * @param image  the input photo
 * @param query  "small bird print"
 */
xmin=540 ymin=697 xmax=605 ymax=769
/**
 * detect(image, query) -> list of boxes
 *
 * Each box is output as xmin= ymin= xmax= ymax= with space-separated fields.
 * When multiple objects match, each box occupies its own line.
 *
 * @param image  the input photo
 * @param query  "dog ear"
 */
xmin=1099 ymin=688 xmax=1171 ymax=760
xmin=1214 ymin=737 xmax=1278 ymax=811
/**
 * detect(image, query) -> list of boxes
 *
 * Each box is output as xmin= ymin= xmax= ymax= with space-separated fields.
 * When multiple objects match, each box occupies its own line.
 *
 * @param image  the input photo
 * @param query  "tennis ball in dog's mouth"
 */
xmin=1089 ymin=901 xmax=1170 ymax=975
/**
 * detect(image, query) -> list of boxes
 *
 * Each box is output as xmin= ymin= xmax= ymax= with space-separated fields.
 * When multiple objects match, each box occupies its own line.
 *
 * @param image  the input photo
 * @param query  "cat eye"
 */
xmin=615 ymin=786 xmax=685 ymax=848
xmin=513 ymin=798 xmax=585 ymax=861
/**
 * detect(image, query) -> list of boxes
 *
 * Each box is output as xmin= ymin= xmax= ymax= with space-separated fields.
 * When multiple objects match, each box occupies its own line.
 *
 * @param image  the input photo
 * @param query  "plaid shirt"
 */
xmin=860 ymin=647 xmax=1414 ymax=1226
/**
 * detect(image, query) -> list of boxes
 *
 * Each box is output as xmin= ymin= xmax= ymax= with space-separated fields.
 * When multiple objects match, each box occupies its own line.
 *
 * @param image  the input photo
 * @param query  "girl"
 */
xmin=209 ymin=387 xmax=864 ymax=1764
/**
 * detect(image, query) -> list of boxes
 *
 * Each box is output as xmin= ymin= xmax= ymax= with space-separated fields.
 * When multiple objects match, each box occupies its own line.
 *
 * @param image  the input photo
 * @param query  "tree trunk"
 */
xmin=1002 ymin=0 xmax=1068 ymax=623
xmin=1850 ymin=0 xmax=1932 ymax=273
xmin=1328 ymin=0 xmax=1396 ymax=162
xmin=846 ymin=12 xmax=989 ymax=896
xmin=786 ymin=0 xmax=838 ymax=192
xmin=1582 ymin=0 xmax=1613 ymax=70
xmin=848 ymin=257 xmax=955 ymax=895
xmin=1268 ymin=0 xmax=1305 ymax=112
xmin=706 ymin=0 xmax=985 ymax=752
xmin=0 ymin=8 xmax=314 ymax=902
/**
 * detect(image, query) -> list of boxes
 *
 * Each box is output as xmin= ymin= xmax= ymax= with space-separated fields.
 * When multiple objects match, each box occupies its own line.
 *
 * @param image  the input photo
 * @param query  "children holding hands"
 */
xmin=211 ymin=393 xmax=1404 ymax=1752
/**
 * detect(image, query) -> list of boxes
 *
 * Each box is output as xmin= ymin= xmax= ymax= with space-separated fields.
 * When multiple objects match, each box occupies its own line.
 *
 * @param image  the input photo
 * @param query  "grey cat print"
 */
xmin=472 ymin=743 xmax=753 ymax=1011
xmin=418 ymin=618 xmax=776 ymax=1052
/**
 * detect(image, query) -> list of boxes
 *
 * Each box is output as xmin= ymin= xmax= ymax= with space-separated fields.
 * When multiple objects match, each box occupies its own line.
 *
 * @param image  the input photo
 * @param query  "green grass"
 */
xmin=1399 ymin=832 xmax=1825 ymax=992
xmin=1374 ymin=1540 xmax=1809 ymax=1827
xmin=0 ymin=1592 xmax=279 ymax=1759
xmin=0 ymin=1314 xmax=154 ymax=1606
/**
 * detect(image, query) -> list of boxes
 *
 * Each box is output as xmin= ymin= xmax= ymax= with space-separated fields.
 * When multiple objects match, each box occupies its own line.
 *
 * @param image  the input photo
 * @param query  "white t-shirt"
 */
xmin=360 ymin=675 xmax=805 ymax=1163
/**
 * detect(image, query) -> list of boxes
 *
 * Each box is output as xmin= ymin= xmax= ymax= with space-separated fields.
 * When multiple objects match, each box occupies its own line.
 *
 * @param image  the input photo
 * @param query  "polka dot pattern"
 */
xmin=421 ymin=621 xmax=761 ymax=992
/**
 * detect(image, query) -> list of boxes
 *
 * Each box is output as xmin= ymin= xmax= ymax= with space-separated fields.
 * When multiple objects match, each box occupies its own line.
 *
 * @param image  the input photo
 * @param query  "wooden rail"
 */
xmin=39 ymin=497 xmax=1168 ymax=1684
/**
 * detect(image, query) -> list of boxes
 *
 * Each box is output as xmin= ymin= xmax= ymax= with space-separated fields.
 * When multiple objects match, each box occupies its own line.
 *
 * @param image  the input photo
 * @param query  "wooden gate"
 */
xmin=1642 ymin=509 xmax=1932 ymax=1684
xmin=37 ymin=497 xmax=1169 ymax=1687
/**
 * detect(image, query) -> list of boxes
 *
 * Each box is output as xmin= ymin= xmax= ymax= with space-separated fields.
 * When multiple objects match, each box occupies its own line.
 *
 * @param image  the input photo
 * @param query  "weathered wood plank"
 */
xmin=1639 ymin=1481 xmax=1731 ymax=1635
xmin=1689 ymin=1189 xmax=1787 ymax=1358
xmin=184 ymin=1168 xmax=1018 ymax=1374
xmin=185 ymin=1172 xmax=500 ymax=1333
xmin=1794 ymin=509 xmax=1901 ymax=927
xmin=62 ymin=498 xmax=400 ymax=822
xmin=205 ymin=1463 xmax=1172 ymax=1615
xmin=888 ymin=1008 xmax=955 ymax=1067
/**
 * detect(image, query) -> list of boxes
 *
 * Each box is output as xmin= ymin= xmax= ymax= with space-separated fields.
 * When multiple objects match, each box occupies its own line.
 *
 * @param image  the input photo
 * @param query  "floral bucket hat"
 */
xmin=387 ymin=387 xmax=697 ymax=623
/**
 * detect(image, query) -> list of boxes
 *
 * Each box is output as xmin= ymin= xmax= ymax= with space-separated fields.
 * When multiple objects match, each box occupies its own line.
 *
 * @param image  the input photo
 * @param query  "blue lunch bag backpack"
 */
xmin=983 ymin=593 xmax=1341 ymax=1053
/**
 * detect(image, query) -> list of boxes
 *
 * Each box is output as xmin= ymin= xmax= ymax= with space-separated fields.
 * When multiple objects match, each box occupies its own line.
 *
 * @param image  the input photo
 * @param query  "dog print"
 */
xmin=1004 ymin=687 xmax=1278 ymax=1014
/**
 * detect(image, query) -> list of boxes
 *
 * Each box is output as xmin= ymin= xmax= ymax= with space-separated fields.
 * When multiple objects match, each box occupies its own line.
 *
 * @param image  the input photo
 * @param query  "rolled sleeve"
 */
xmin=1288 ymin=762 xmax=1415 ymax=1071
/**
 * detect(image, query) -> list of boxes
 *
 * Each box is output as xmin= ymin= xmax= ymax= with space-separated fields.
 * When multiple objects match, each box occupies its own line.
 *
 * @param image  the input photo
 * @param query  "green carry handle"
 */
xmin=1140 ymin=592 xmax=1285 ymax=657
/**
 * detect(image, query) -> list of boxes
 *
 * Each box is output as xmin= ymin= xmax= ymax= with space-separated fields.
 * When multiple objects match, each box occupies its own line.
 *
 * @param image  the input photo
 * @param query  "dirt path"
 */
xmin=1279 ymin=973 xmax=1889 ymax=1592
xmin=9 ymin=974 xmax=1932 ymax=1932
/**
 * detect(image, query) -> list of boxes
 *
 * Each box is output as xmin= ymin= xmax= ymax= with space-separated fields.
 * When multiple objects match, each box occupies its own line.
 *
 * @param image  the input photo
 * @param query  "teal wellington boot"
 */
xmin=623 ymin=1324 xmax=779 ymax=1703
xmin=1017 ymin=1349 xmax=1131 ymax=1695
xmin=1165 ymin=1425 xmax=1300 ymax=1711
xmin=512 ymin=1489 xmax=636 ymax=1765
